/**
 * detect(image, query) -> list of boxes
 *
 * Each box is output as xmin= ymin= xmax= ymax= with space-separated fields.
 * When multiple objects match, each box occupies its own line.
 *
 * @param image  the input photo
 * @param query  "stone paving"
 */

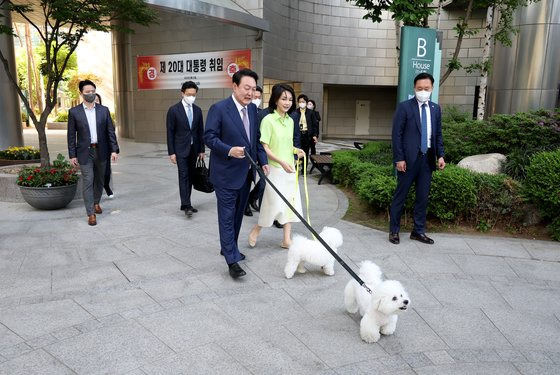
xmin=0 ymin=130 xmax=559 ymax=374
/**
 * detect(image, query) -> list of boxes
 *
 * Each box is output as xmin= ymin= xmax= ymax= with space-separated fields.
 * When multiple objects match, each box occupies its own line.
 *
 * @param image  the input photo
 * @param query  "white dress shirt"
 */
xmin=182 ymin=100 xmax=194 ymax=144
xmin=83 ymin=103 xmax=97 ymax=144
xmin=231 ymin=94 xmax=246 ymax=122
xmin=416 ymin=99 xmax=432 ymax=149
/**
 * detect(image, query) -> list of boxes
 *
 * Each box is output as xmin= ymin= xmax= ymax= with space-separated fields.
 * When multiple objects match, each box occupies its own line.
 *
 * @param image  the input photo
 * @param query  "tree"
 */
xmin=0 ymin=0 xmax=157 ymax=166
xmin=348 ymin=0 xmax=538 ymax=119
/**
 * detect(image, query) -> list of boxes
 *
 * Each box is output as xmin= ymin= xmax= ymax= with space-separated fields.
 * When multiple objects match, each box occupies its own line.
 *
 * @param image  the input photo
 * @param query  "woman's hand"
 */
xmin=296 ymin=148 xmax=305 ymax=159
xmin=281 ymin=160 xmax=295 ymax=173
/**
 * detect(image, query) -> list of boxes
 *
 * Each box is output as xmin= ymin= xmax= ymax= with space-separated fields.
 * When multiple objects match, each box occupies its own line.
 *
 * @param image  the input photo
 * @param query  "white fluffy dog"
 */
xmin=284 ymin=227 xmax=343 ymax=279
xmin=344 ymin=261 xmax=410 ymax=343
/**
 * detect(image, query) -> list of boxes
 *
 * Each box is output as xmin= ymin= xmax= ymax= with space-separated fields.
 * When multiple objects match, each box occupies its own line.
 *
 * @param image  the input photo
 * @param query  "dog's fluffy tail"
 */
xmin=344 ymin=280 xmax=359 ymax=313
xmin=358 ymin=261 xmax=383 ymax=287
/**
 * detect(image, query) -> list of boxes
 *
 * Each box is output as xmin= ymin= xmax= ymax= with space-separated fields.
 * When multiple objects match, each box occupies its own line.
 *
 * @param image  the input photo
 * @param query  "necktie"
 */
xmin=241 ymin=107 xmax=250 ymax=141
xmin=421 ymin=103 xmax=428 ymax=154
xmin=187 ymin=105 xmax=193 ymax=128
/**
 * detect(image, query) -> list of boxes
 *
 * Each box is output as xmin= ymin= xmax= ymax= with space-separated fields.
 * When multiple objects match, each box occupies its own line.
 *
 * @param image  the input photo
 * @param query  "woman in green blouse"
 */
xmin=248 ymin=84 xmax=305 ymax=248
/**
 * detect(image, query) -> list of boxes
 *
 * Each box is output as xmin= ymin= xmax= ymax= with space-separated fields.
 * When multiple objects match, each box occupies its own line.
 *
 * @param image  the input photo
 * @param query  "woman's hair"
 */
xmin=95 ymin=93 xmax=102 ymax=105
xmin=268 ymin=83 xmax=296 ymax=114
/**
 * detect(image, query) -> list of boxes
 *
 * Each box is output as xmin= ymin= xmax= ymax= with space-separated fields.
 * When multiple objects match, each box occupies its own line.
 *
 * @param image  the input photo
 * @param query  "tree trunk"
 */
xmin=440 ymin=0 xmax=474 ymax=85
xmin=477 ymin=6 xmax=495 ymax=121
xmin=436 ymin=0 xmax=443 ymax=30
xmin=24 ymin=24 xmax=34 ymax=112
xmin=37 ymin=110 xmax=51 ymax=166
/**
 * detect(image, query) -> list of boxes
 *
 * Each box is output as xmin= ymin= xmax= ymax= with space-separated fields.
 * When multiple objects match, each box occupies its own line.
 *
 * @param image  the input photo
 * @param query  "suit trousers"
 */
xmin=248 ymin=176 xmax=265 ymax=209
xmin=214 ymin=170 xmax=252 ymax=265
xmin=80 ymin=148 xmax=107 ymax=216
xmin=389 ymin=152 xmax=433 ymax=234
xmin=176 ymin=148 xmax=197 ymax=209
xmin=300 ymin=133 xmax=311 ymax=169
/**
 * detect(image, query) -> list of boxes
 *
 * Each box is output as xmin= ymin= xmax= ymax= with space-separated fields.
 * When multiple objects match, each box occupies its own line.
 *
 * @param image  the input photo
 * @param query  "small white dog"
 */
xmin=284 ymin=227 xmax=343 ymax=279
xmin=344 ymin=261 xmax=410 ymax=343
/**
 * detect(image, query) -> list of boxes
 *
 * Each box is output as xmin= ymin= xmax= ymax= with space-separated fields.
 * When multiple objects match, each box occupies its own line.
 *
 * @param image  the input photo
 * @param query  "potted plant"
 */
xmin=17 ymin=153 xmax=79 ymax=210
xmin=0 ymin=146 xmax=41 ymax=166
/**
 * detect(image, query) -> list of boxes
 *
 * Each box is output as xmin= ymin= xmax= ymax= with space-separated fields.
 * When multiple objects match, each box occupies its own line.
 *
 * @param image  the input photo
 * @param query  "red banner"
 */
xmin=137 ymin=49 xmax=251 ymax=90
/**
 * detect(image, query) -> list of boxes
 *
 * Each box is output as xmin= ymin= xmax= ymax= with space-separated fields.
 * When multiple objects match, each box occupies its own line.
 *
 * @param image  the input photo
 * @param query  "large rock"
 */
xmin=458 ymin=153 xmax=507 ymax=175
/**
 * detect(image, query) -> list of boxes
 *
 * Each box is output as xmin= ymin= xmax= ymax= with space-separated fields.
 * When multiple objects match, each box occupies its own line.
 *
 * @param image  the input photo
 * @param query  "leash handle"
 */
xmin=245 ymin=152 xmax=372 ymax=295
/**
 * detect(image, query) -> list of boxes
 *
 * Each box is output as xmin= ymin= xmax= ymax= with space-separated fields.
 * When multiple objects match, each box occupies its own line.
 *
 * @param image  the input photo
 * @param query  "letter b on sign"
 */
xmin=417 ymin=38 xmax=427 ymax=57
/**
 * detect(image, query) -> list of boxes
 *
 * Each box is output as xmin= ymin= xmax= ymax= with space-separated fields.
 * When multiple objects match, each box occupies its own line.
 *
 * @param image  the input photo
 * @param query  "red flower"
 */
xmin=34 ymin=168 xmax=40 ymax=173
xmin=19 ymin=176 xmax=23 ymax=181
xmin=27 ymin=175 xmax=33 ymax=180
xmin=50 ymin=168 xmax=56 ymax=174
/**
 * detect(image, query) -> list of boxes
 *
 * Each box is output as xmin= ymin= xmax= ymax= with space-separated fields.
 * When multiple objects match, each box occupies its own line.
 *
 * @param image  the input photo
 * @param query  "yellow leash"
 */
xmin=294 ymin=151 xmax=311 ymax=231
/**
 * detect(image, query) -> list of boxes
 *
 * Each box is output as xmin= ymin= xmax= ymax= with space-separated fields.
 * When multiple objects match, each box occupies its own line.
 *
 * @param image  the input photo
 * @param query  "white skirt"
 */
xmin=258 ymin=165 xmax=303 ymax=227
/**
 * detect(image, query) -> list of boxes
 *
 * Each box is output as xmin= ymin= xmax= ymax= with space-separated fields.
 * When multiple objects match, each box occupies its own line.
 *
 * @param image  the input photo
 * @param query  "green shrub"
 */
xmin=523 ymin=149 xmax=560 ymax=219
xmin=356 ymin=173 xmax=396 ymax=210
xmin=548 ymin=217 xmax=560 ymax=241
xmin=332 ymin=150 xmax=359 ymax=187
xmin=470 ymin=173 xmax=525 ymax=230
xmin=0 ymin=146 xmax=40 ymax=160
xmin=443 ymin=108 xmax=560 ymax=164
xmin=428 ymin=165 xmax=477 ymax=221
xmin=442 ymin=105 xmax=471 ymax=123
xmin=54 ymin=111 xmax=68 ymax=122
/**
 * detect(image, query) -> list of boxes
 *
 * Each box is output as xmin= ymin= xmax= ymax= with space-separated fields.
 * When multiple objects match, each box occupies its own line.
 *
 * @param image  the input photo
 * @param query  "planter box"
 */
xmin=47 ymin=121 xmax=67 ymax=130
xmin=0 ymin=159 xmax=40 ymax=167
xmin=20 ymin=184 xmax=77 ymax=210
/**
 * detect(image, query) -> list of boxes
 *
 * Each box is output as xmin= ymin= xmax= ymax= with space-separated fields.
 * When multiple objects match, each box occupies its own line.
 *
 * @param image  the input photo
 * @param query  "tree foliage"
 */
xmin=347 ymin=0 xmax=436 ymax=26
xmin=0 ymin=0 xmax=158 ymax=166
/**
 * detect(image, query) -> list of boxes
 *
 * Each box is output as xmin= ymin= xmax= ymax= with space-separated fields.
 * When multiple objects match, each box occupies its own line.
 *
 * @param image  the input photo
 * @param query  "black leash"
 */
xmin=245 ymin=152 xmax=372 ymax=295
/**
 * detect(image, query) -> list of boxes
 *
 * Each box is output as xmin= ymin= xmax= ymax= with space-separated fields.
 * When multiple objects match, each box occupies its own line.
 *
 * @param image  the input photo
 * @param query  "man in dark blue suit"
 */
xmin=166 ymin=81 xmax=205 ymax=217
xmin=389 ymin=73 xmax=446 ymax=245
xmin=68 ymin=80 xmax=119 ymax=226
xmin=204 ymin=69 xmax=269 ymax=278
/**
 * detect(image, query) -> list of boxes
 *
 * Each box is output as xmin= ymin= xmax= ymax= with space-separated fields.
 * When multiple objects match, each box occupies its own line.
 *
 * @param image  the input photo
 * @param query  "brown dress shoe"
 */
xmin=88 ymin=214 xmax=97 ymax=226
xmin=94 ymin=204 xmax=102 ymax=214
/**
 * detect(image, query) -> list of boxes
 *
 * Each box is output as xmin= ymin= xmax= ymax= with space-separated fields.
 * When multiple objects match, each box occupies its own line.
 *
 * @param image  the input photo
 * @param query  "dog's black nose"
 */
xmin=403 ymin=300 xmax=409 ymax=305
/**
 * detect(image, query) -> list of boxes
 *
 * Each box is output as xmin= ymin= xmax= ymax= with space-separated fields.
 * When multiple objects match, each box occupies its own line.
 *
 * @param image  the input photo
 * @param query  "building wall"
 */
xmin=261 ymin=1 xmax=486 ymax=139
xmin=127 ymin=8 xmax=263 ymax=143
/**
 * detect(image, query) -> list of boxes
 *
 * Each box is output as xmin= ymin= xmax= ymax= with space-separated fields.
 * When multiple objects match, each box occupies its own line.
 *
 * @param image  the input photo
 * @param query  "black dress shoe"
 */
xmin=185 ymin=207 xmax=193 ymax=217
xmin=244 ymin=206 xmax=253 ymax=216
xmin=220 ymin=251 xmax=245 ymax=261
xmin=228 ymin=263 xmax=246 ymax=278
xmin=249 ymin=200 xmax=260 ymax=211
xmin=273 ymin=220 xmax=284 ymax=228
xmin=410 ymin=232 xmax=435 ymax=244
xmin=389 ymin=232 xmax=400 ymax=244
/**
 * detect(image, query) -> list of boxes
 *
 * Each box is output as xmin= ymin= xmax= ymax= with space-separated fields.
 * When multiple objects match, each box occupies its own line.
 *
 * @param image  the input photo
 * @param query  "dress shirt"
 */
xmin=83 ymin=103 xmax=97 ymax=143
xmin=416 ymin=99 xmax=432 ymax=149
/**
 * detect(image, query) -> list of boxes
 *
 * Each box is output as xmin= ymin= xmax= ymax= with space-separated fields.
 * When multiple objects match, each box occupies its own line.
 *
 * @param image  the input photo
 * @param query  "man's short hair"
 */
xmin=414 ymin=72 xmax=434 ymax=85
xmin=79 ymin=79 xmax=96 ymax=92
xmin=255 ymin=85 xmax=263 ymax=93
xmin=181 ymin=81 xmax=198 ymax=92
xmin=232 ymin=68 xmax=259 ymax=85
xmin=297 ymin=94 xmax=308 ymax=102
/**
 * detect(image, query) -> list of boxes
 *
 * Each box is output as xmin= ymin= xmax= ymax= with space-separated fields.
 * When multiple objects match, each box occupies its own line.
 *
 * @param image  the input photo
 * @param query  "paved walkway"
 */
xmin=0 ymin=130 xmax=559 ymax=374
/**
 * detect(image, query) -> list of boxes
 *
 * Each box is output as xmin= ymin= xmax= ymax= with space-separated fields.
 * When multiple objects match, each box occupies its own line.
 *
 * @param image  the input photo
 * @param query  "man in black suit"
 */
xmin=67 ymin=80 xmax=119 ymax=226
xmin=290 ymin=94 xmax=318 ymax=170
xmin=389 ymin=73 xmax=445 ymax=245
xmin=166 ymin=81 xmax=205 ymax=217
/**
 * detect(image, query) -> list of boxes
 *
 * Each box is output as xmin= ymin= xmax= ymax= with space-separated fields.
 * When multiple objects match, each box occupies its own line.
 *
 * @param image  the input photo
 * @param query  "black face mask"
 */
xmin=83 ymin=93 xmax=96 ymax=103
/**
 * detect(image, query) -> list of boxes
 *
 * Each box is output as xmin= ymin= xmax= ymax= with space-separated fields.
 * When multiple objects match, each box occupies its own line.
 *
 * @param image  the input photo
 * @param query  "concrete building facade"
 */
xmin=114 ymin=0 xmax=492 ymax=144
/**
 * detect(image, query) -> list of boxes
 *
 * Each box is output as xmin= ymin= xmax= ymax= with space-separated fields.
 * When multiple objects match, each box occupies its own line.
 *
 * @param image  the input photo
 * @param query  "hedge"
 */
xmin=523 ymin=149 xmax=560 ymax=221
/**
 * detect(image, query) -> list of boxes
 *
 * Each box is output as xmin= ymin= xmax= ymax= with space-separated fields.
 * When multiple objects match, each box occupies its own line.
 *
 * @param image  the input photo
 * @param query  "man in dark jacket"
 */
xmin=67 ymin=80 xmax=119 ymax=226
xmin=166 ymin=81 xmax=205 ymax=217
xmin=290 ymin=94 xmax=318 ymax=170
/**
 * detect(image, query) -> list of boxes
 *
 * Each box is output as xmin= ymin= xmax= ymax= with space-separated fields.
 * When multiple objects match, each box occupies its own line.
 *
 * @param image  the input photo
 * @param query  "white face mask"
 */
xmin=299 ymin=102 xmax=307 ymax=109
xmin=252 ymin=98 xmax=262 ymax=107
xmin=183 ymin=95 xmax=196 ymax=105
xmin=307 ymin=103 xmax=314 ymax=110
xmin=415 ymin=90 xmax=431 ymax=103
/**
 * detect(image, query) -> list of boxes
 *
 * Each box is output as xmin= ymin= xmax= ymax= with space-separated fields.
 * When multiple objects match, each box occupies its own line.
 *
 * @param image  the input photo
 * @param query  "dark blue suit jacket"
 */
xmin=166 ymin=101 xmax=205 ymax=157
xmin=204 ymin=96 xmax=268 ymax=189
xmin=392 ymin=98 xmax=444 ymax=171
xmin=67 ymin=104 xmax=119 ymax=165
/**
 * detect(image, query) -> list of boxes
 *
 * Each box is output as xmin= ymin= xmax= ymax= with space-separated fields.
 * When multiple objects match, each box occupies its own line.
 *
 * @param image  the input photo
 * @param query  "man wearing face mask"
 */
xmin=290 ymin=94 xmax=318 ymax=171
xmin=389 ymin=73 xmax=445 ymax=245
xmin=67 ymin=80 xmax=119 ymax=226
xmin=166 ymin=81 xmax=205 ymax=217
xmin=307 ymin=99 xmax=320 ymax=155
